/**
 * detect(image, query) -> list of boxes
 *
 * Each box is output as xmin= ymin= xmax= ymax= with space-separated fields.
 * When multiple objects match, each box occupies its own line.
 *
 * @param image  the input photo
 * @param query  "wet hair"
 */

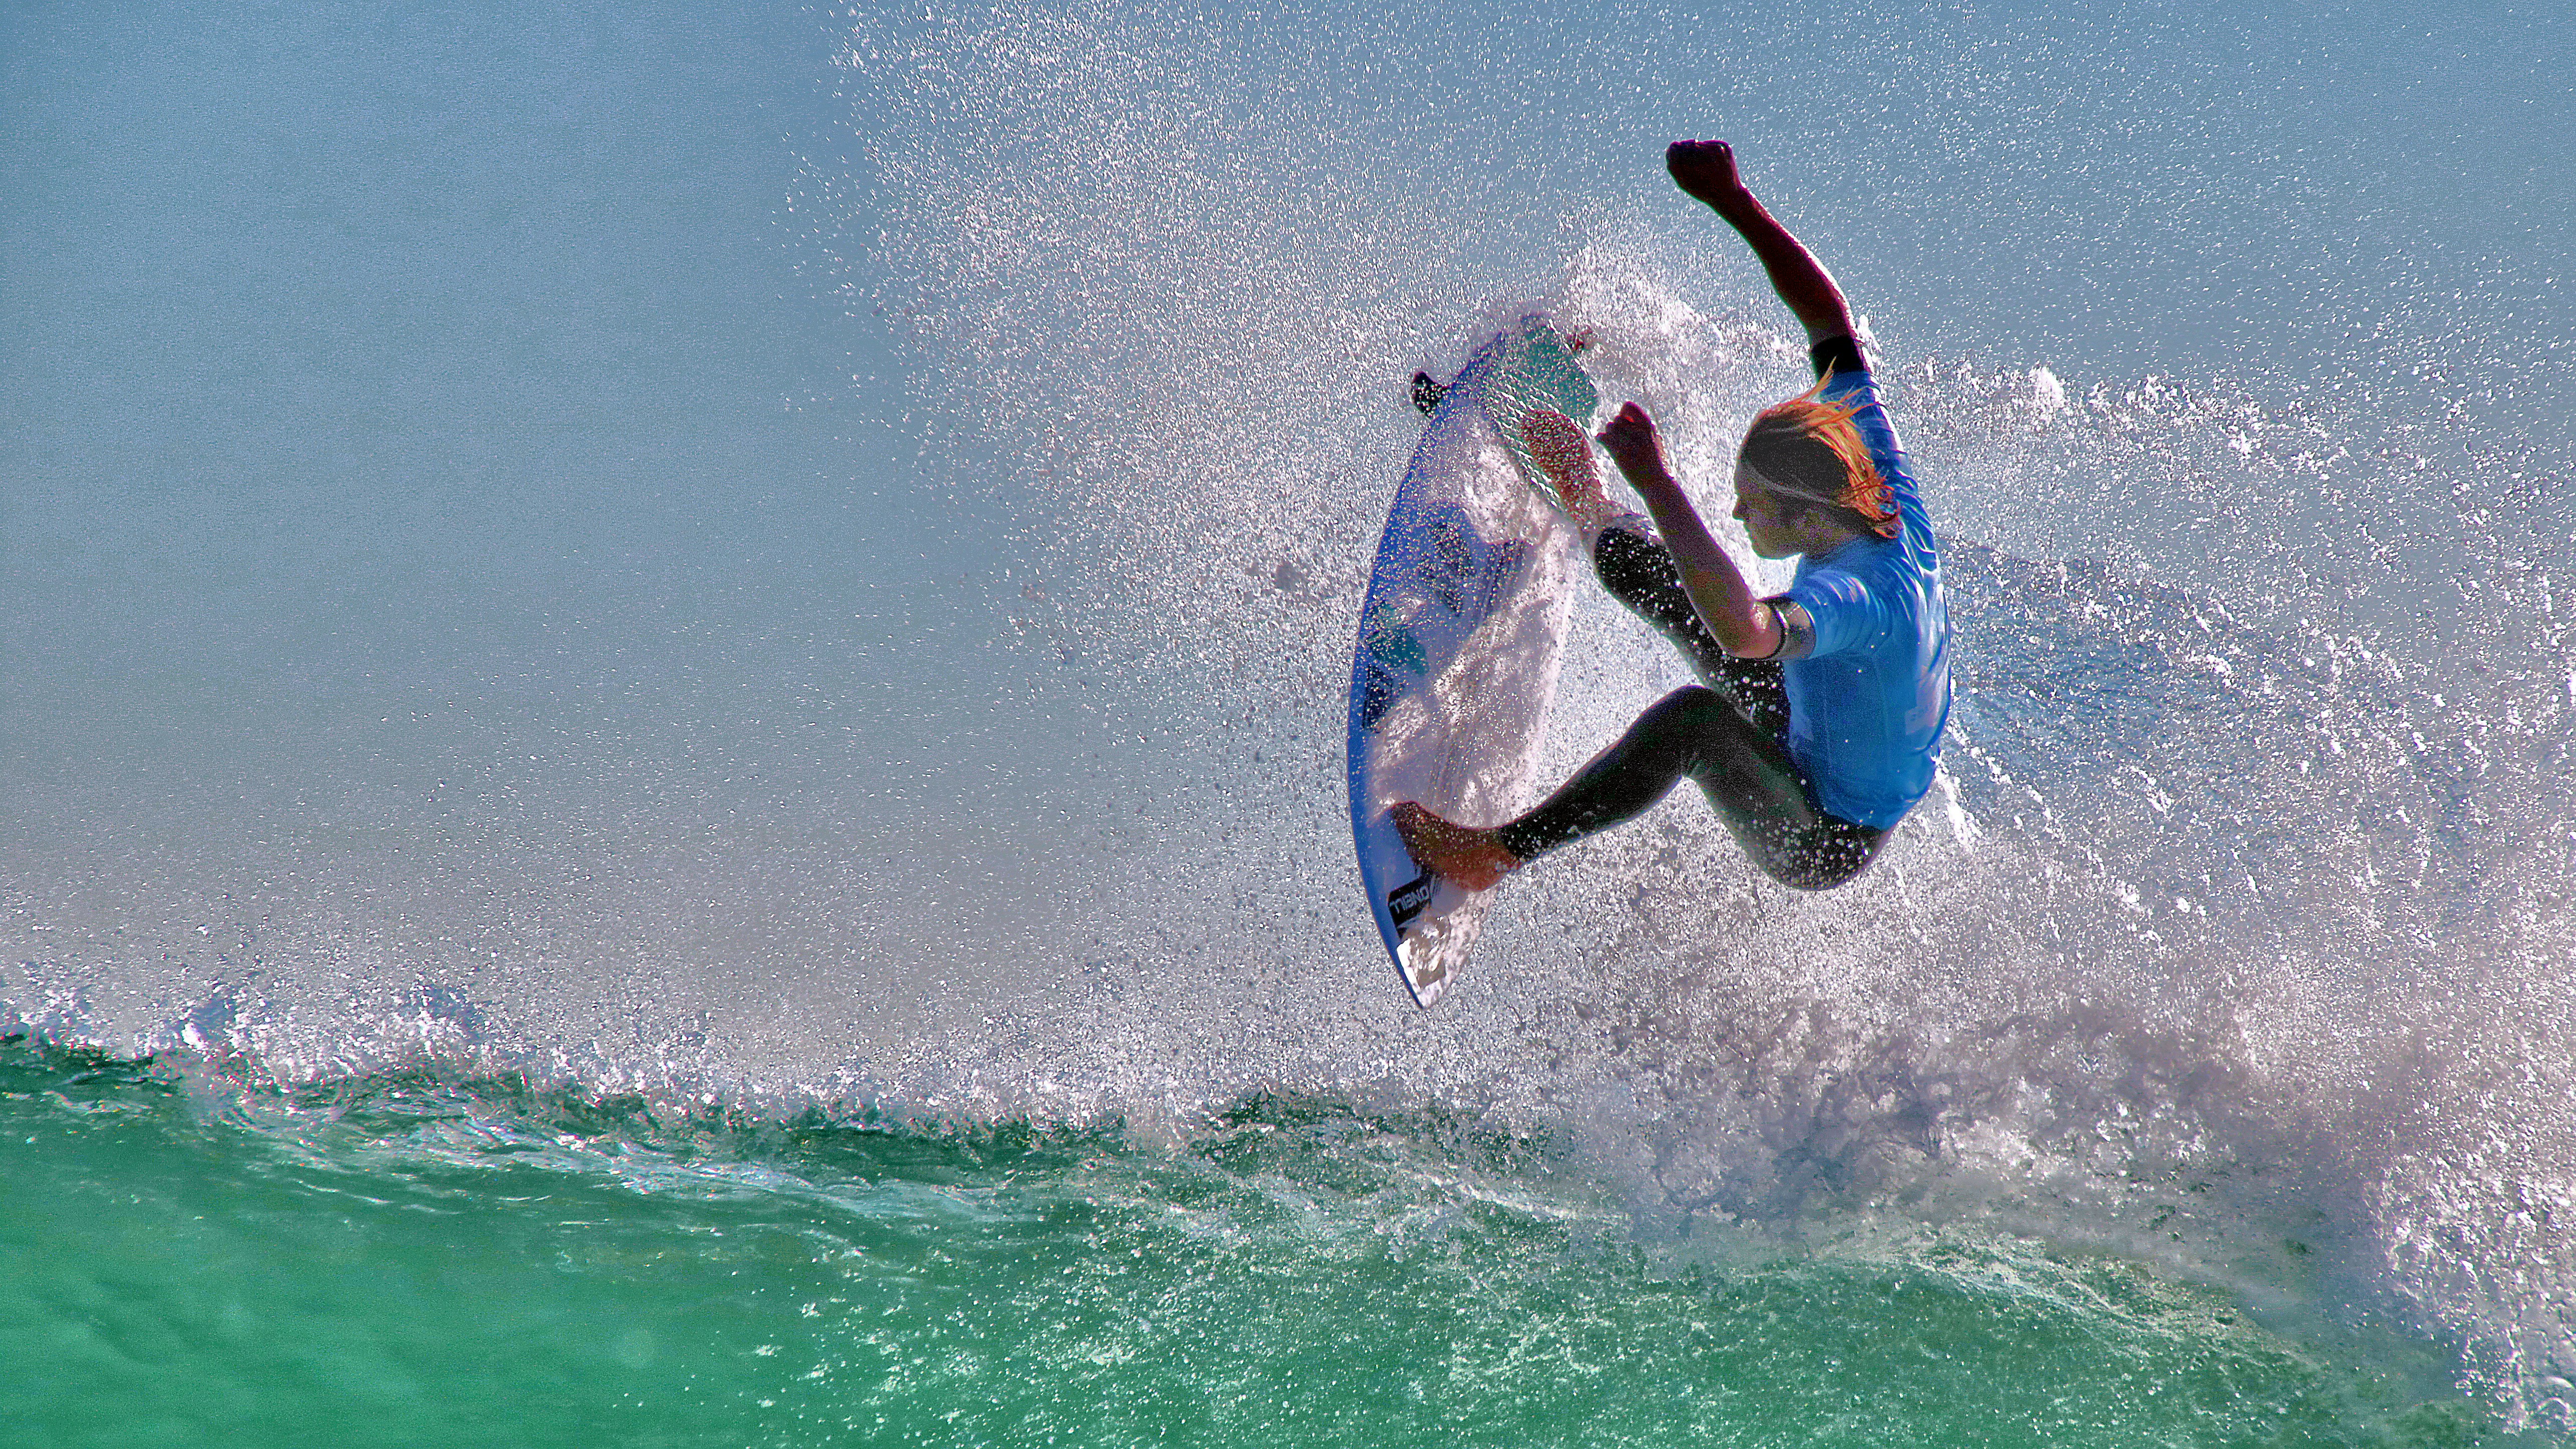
xmin=1738 ymin=372 xmax=1899 ymax=540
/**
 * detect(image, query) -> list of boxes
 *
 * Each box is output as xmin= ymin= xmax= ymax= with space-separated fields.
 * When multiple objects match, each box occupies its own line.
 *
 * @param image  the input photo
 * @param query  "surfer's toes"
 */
xmin=1515 ymin=412 xmax=1613 ymax=530
xmin=1390 ymin=802 xmax=1520 ymax=892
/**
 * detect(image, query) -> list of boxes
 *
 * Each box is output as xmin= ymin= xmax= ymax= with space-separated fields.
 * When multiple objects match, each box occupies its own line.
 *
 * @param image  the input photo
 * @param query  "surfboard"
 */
xmin=1347 ymin=318 xmax=1601 ymax=1007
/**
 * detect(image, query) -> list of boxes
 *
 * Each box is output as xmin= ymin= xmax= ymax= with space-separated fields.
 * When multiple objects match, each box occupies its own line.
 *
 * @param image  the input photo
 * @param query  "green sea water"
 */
xmin=2 ymin=1037 xmax=2499 ymax=1447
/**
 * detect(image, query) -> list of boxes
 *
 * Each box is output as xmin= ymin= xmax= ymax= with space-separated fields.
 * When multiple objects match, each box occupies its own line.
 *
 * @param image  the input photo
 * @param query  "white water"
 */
xmin=7 ymin=0 xmax=2574 ymax=1427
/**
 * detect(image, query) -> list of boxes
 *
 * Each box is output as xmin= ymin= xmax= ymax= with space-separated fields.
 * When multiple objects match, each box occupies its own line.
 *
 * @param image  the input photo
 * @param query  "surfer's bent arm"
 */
xmin=1596 ymin=403 xmax=1783 ymax=659
xmin=1667 ymin=140 xmax=1856 ymax=345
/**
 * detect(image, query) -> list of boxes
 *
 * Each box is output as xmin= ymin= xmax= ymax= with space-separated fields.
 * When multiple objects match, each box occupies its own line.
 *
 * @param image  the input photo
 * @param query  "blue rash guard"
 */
xmin=1778 ymin=362 xmax=1951 ymax=829
xmin=1484 ymin=337 xmax=1946 ymax=890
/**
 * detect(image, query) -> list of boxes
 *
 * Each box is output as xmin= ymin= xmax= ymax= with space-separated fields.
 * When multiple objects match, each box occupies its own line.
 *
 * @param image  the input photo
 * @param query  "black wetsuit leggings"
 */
xmin=1493 ymin=524 xmax=1888 ymax=891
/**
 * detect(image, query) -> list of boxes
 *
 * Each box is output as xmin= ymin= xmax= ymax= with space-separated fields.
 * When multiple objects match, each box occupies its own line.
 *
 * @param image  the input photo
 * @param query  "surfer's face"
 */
xmin=1731 ymin=460 xmax=1805 ymax=558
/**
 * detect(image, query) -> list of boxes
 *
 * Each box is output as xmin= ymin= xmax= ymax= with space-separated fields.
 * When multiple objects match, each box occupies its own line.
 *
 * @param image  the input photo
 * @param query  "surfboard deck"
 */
xmin=1347 ymin=318 xmax=1601 ymax=1008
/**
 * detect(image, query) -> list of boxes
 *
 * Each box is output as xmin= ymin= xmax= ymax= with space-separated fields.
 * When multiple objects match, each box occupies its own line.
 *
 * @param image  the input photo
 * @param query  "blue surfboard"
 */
xmin=1347 ymin=318 xmax=1601 ymax=1007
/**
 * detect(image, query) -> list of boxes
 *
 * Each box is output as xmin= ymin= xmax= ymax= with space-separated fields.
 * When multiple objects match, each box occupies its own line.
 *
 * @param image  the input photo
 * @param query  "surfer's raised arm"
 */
xmin=1666 ymin=140 xmax=1856 ymax=344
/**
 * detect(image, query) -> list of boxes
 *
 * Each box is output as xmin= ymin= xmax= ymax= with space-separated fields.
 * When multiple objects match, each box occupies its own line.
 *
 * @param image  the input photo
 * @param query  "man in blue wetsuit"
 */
xmin=1395 ymin=139 xmax=1950 ymax=892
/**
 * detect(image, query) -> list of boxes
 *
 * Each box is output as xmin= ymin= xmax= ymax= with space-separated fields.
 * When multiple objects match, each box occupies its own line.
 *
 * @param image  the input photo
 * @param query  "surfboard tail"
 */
xmin=1351 ymin=805 xmax=1488 ymax=1010
xmin=1391 ymin=881 xmax=1486 ymax=1009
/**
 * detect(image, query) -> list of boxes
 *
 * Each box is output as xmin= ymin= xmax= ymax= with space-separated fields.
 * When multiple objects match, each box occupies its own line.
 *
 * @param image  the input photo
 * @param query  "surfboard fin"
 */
xmin=1410 ymin=372 xmax=1447 ymax=415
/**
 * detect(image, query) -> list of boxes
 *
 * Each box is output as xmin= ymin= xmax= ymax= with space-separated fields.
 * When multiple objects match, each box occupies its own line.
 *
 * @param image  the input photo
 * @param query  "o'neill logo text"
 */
xmin=1386 ymin=872 xmax=1438 ymax=931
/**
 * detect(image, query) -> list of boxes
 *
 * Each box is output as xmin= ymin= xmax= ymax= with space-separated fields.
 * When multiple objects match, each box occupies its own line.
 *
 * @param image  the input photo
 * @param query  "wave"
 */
xmin=0 ymin=1034 xmax=2505 ymax=1444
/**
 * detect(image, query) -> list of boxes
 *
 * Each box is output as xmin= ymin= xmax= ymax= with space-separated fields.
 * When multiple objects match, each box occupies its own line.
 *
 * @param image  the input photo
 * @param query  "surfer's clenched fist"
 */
xmin=1665 ymin=140 xmax=1748 ymax=210
xmin=1594 ymin=401 xmax=1673 ymax=488
xmin=1665 ymin=139 xmax=1857 ymax=343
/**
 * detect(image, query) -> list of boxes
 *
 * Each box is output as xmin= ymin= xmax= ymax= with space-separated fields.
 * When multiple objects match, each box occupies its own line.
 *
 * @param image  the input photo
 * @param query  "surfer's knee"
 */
xmin=1638 ymin=684 xmax=1733 ymax=732
xmin=1590 ymin=518 xmax=1672 ymax=600
xmin=1634 ymin=686 xmax=1765 ymax=765
xmin=1765 ymin=859 xmax=1865 ymax=892
xmin=1758 ymin=824 xmax=1889 ymax=891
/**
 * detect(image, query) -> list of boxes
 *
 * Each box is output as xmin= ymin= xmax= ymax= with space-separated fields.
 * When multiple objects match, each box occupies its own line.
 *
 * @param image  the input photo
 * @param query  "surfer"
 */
xmin=1395 ymin=139 xmax=1949 ymax=892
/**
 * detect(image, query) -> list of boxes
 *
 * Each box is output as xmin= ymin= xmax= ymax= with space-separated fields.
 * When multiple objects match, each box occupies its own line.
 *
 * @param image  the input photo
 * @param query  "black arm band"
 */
xmin=1809 ymin=335 xmax=1866 ymax=381
xmin=1760 ymin=597 xmax=1816 ymax=661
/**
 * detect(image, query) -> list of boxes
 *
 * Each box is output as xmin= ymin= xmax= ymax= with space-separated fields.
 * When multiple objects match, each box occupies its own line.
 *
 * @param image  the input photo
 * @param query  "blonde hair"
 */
xmin=1739 ymin=371 xmax=1898 ymax=540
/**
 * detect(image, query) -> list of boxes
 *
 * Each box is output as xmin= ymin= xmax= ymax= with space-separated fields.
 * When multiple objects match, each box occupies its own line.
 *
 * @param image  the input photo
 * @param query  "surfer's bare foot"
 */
xmin=1390 ymin=802 xmax=1521 ymax=892
xmin=1518 ymin=410 xmax=1617 ymax=535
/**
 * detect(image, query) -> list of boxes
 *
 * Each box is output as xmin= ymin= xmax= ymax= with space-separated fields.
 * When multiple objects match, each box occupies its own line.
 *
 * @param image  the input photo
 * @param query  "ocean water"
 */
xmin=7 ymin=0 xmax=2575 ymax=1443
